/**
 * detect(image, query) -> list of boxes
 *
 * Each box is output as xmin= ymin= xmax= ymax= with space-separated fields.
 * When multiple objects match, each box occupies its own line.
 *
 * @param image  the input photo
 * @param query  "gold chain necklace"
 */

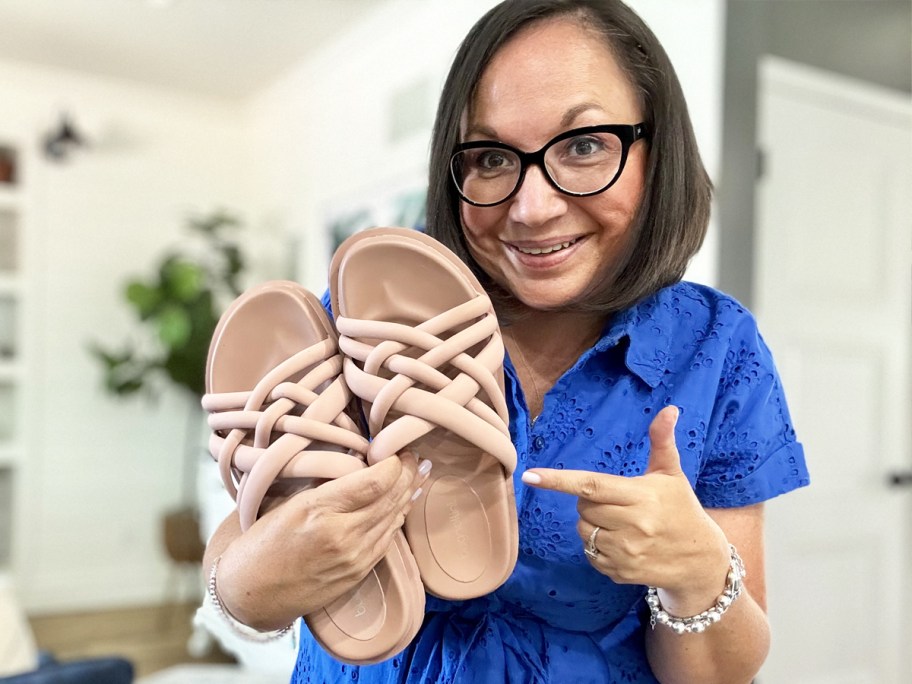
xmin=504 ymin=321 xmax=603 ymax=421
xmin=504 ymin=331 xmax=547 ymax=420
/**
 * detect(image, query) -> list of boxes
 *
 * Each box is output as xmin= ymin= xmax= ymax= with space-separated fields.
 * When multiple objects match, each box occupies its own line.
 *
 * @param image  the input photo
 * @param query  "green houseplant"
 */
xmin=91 ymin=210 xmax=244 ymax=400
xmin=90 ymin=210 xmax=246 ymax=565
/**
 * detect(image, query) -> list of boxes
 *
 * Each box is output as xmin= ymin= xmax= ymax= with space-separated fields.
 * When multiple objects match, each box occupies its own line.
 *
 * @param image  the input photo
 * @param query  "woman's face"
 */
xmin=459 ymin=19 xmax=648 ymax=311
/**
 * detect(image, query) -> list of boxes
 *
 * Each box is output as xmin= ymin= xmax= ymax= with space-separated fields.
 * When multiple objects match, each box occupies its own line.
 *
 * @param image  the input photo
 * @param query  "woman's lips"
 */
xmin=513 ymin=237 xmax=581 ymax=255
xmin=508 ymin=236 xmax=585 ymax=267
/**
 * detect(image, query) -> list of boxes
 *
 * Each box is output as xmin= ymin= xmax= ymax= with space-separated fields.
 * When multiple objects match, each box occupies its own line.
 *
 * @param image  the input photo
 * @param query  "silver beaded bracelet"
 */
xmin=207 ymin=556 xmax=295 ymax=643
xmin=646 ymin=544 xmax=746 ymax=635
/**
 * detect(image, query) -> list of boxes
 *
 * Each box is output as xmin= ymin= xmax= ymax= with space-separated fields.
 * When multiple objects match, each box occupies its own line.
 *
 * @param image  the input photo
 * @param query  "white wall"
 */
xmin=0 ymin=61 xmax=254 ymax=611
xmin=633 ymin=0 xmax=724 ymax=285
xmin=247 ymin=0 xmax=724 ymax=293
xmin=246 ymin=0 xmax=499 ymax=295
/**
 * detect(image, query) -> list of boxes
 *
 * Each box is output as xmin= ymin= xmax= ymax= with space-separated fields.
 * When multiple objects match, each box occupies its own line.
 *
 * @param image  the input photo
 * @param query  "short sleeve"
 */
xmin=696 ymin=312 xmax=810 ymax=508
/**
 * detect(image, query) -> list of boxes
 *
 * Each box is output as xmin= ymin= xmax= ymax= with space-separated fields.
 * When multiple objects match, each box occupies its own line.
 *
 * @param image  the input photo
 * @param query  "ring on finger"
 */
xmin=584 ymin=526 xmax=601 ymax=560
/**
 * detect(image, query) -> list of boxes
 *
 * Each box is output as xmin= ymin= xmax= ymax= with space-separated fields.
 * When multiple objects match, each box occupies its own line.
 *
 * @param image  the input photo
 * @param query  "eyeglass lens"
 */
xmin=452 ymin=130 xmax=626 ymax=206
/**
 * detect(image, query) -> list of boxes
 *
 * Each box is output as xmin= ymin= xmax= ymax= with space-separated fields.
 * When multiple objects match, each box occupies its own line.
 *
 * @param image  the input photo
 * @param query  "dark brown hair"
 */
xmin=426 ymin=0 xmax=712 ymax=317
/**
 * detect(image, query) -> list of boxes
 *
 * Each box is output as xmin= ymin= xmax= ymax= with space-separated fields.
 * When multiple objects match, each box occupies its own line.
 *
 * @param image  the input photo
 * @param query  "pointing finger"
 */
xmin=521 ymin=467 xmax=640 ymax=505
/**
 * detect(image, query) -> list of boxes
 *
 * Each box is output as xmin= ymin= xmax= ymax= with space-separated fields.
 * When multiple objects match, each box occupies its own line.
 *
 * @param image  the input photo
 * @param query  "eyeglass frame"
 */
xmin=449 ymin=123 xmax=649 ymax=208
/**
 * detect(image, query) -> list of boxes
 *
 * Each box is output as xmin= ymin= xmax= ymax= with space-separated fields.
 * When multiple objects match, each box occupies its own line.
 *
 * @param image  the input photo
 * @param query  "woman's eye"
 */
xmin=567 ymin=137 xmax=603 ymax=157
xmin=477 ymin=150 xmax=510 ymax=169
xmin=553 ymin=134 xmax=621 ymax=168
xmin=466 ymin=149 xmax=516 ymax=177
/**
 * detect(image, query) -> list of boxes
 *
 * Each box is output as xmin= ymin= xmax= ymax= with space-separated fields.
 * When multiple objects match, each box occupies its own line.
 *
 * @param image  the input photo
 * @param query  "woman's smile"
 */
xmin=505 ymin=234 xmax=586 ymax=271
xmin=510 ymin=236 xmax=582 ymax=257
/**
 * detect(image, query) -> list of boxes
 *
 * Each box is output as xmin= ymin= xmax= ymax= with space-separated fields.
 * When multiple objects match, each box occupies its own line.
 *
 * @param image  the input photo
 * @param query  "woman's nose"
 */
xmin=507 ymin=165 xmax=568 ymax=227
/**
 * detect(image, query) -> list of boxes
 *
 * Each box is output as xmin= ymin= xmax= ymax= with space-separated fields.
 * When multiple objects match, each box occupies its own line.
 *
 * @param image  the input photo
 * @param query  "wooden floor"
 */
xmin=28 ymin=601 xmax=237 ymax=679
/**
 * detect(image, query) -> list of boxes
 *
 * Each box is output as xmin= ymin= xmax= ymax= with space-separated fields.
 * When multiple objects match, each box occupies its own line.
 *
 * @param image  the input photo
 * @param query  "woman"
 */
xmin=205 ymin=1 xmax=809 ymax=682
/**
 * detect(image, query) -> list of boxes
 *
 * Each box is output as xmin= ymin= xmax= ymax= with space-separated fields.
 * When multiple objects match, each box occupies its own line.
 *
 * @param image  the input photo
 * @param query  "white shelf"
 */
xmin=0 ymin=194 xmax=20 ymax=278
xmin=0 ymin=361 xmax=19 ymax=381
xmin=0 ymin=462 xmax=11 ymax=569
xmin=0 ymin=275 xmax=21 ymax=294
xmin=0 ymin=185 xmax=20 ymax=210
xmin=0 ymin=143 xmax=20 ymax=576
xmin=0 ymin=445 xmax=19 ymax=467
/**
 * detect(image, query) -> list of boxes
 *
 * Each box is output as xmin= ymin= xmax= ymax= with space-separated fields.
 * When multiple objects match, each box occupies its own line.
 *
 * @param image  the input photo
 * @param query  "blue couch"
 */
xmin=0 ymin=652 xmax=133 ymax=684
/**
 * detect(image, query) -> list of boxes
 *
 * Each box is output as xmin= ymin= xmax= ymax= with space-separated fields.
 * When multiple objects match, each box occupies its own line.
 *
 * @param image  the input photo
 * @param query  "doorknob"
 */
xmin=887 ymin=471 xmax=912 ymax=488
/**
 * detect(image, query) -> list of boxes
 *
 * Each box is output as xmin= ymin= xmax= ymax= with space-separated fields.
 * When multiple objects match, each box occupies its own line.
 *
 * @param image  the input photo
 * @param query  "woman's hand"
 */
xmin=521 ymin=406 xmax=730 ymax=616
xmin=207 ymin=451 xmax=429 ymax=631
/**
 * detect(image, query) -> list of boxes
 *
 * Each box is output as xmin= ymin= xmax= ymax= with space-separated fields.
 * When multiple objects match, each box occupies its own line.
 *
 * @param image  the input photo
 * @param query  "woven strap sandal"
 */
xmin=330 ymin=228 xmax=519 ymax=600
xmin=202 ymin=280 xmax=424 ymax=664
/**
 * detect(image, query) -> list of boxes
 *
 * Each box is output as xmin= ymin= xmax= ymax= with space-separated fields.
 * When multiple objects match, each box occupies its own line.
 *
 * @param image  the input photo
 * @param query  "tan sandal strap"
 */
xmin=204 ymin=339 xmax=367 ymax=524
xmin=208 ymin=411 xmax=369 ymax=455
xmin=367 ymin=320 xmax=506 ymax=422
xmin=345 ymin=364 xmax=516 ymax=471
xmin=236 ymin=432 xmax=364 ymax=530
xmin=211 ymin=433 xmax=365 ymax=479
xmin=336 ymin=299 xmax=506 ymax=426
xmin=347 ymin=307 xmax=507 ymax=416
xmin=335 ymin=297 xmax=514 ymax=472
xmin=201 ymin=338 xmax=337 ymax=413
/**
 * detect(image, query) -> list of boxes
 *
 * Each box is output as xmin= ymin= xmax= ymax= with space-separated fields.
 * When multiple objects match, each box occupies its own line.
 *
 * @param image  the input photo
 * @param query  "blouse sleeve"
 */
xmin=695 ymin=312 xmax=810 ymax=508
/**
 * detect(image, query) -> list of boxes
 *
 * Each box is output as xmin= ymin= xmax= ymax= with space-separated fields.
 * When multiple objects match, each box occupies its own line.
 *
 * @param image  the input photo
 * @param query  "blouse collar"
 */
xmin=593 ymin=285 xmax=678 ymax=389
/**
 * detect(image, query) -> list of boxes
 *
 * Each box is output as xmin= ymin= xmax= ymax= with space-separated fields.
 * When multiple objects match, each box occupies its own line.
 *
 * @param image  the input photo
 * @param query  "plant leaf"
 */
xmin=157 ymin=305 xmax=192 ymax=347
xmin=125 ymin=281 xmax=161 ymax=318
xmin=164 ymin=260 xmax=205 ymax=302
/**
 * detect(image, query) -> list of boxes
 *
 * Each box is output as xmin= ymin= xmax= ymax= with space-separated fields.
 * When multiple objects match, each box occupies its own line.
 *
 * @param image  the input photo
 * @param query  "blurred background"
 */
xmin=0 ymin=1 xmax=908 ymax=683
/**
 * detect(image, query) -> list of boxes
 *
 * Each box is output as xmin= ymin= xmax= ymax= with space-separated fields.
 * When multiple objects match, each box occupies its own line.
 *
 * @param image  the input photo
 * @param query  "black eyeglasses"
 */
xmin=450 ymin=123 xmax=648 ymax=207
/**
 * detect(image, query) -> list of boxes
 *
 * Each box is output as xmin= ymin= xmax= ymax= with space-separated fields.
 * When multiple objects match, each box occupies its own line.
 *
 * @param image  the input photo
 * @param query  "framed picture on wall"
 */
xmin=324 ymin=173 xmax=427 ymax=258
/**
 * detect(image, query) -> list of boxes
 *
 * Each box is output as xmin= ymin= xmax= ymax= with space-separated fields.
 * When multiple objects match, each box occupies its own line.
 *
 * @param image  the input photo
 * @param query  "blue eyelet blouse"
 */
xmin=296 ymin=281 xmax=810 ymax=683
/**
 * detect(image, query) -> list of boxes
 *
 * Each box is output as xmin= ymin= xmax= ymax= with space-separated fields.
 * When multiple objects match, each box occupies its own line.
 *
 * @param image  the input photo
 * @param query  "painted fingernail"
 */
xmin=521 ymin=471 xmax=541 ymax=485
xmin=418 ymin=459 xmax=433 ymax=477
xmin=410 ymin=487 xmax=424 ymax=502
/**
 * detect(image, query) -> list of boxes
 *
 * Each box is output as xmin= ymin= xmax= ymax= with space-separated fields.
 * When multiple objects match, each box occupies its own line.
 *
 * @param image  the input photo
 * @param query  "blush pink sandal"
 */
xmin=330 ymin=228 xmax=518 ymax=600
xmin=202 ymin=280 xmax=424 ymax=664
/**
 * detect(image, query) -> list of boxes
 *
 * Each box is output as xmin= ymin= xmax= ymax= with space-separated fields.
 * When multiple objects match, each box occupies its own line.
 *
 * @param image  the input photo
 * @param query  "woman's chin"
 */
xmin=512 ymin=287 xmax=581 ymax=312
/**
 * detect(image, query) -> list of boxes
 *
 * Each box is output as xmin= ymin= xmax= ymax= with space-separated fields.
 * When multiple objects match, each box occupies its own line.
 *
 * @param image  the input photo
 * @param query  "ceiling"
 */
xmin=0 ymin=0 xmax=388 ymax=100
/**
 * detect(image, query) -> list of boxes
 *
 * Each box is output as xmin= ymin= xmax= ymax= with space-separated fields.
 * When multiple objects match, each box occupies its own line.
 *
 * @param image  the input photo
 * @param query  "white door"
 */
xmin=753 ymin=57 xmax=912 ymax=684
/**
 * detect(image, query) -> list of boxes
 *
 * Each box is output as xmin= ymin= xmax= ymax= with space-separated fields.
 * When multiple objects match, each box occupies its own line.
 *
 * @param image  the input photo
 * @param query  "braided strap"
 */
xmin=335 ymin=295 xmax=516 ymax=473
xmin=202 ymin=338 xmax=369 ymax=531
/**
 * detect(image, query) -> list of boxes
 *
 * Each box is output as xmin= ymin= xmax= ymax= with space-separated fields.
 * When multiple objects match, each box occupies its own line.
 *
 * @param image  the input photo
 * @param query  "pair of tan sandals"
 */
xmin=202 ymin=228 xmax=519 ymax=664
